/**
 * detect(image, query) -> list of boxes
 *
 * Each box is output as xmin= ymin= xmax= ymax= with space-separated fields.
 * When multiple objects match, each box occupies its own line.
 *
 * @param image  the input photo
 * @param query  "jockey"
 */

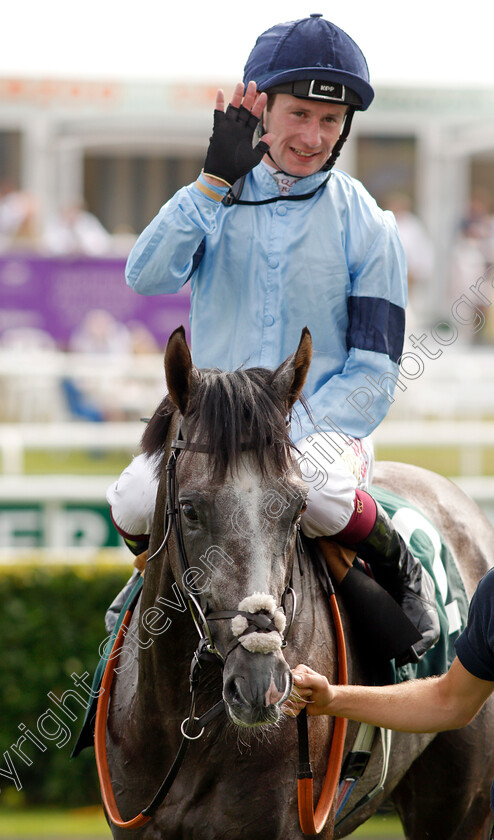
xmin=107 ymin=14 xmax=440 ymax=663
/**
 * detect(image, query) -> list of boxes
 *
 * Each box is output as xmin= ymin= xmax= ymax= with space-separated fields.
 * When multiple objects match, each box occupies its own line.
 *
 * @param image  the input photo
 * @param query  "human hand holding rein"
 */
xmin=284 ymin=664 xmax=335 ymax=717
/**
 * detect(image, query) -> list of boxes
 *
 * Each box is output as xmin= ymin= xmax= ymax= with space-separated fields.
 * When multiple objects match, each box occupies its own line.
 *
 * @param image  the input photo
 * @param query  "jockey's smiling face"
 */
xmin=262 ymin=94 xmax=347 ymax=177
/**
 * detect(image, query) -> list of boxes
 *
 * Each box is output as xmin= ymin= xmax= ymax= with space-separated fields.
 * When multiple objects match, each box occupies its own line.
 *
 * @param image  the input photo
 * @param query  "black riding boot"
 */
xmin=104 ymin=536 xmax=149 ymax=634
xmin=354 ymin=503 xmax=440 ymax=664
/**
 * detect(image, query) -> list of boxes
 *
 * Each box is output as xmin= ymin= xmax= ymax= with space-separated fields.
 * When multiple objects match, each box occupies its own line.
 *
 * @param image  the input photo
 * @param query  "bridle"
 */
xmin=165 ymin=432 xmax=298 ymax=662
xmin=95 ymin=427 xmax=348 ymax=834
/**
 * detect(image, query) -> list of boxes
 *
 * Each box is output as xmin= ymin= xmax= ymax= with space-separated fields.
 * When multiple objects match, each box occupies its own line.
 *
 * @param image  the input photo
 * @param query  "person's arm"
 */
xmin=293 ymin=209 xmax=407 ymax=441
xmin=286 ymin=660 xmax=494 ymax=733
xmin=125 ymin=82 xmax=273 ymax=297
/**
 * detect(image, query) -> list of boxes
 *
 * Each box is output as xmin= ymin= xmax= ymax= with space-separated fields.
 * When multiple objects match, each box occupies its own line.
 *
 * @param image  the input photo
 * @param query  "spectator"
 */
xmin=384 ymin=191 xmax=434 ymax=328
xmin=0 ymin=180 xmax=37 ymax=250
xmin=68 ymin=310 xmax=132 ymax=355
xmin=43 ymin=202 xmax=111 ymax=256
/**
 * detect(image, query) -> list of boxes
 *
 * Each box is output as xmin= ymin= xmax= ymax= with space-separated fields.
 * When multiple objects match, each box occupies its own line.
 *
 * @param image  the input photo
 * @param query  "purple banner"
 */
xmin=0 ymin=254 xmax=191 ymax=350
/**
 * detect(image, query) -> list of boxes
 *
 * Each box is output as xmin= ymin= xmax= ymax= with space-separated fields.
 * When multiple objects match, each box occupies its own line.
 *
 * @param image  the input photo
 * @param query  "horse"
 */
xmin=99 ymin=326 xmax=494 ymax=839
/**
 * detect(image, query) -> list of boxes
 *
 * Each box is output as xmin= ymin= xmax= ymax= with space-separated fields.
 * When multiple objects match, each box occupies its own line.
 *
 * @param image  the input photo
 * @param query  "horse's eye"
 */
xmin=294 ymin=501 xmax=307 ymax=525
xmin=180 ymin=502 xmax=199 ymax=521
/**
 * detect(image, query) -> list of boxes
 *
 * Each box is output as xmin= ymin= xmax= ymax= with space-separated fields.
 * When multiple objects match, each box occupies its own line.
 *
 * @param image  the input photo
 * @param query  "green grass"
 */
xmin=374 ymin=445 xmax=460 ymax=476
xmin=0 ymin=807 xmax=111 ymax=837
xmin=0 ymin=808 xmax=404 ymax=838
xmin=374 ymin=443 xmax=494 ymax=477
xmin=350 ymin=814 xmax=405 ymax=836
xmin=21 ymin=450 xmax=132 ymax=476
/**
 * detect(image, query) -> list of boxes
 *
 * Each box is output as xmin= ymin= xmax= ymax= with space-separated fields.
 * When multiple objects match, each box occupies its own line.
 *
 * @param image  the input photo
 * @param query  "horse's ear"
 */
xmin=270 ymin=327 xmax=312 ymax=410
xmin=165 ymin=326 xmax=201 ymax=415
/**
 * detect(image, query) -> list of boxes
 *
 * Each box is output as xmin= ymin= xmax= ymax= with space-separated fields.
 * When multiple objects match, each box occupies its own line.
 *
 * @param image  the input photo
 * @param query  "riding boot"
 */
xmin=104 ymin=536 xmax=149 ymax=634
xmin=354 ymin=503 xmax=440 ymax=664
xmin=122 ymin=535 xmax=149 ymax=558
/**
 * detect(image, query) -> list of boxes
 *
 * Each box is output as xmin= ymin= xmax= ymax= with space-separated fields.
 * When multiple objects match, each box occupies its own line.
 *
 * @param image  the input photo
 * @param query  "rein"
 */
xmin=94 ymin=429 xmax=349 ymax=834
xmin=297 ymin=588 xmax=348 ymax=835
xmin=95 ymin=596 xmax=225 ymax=829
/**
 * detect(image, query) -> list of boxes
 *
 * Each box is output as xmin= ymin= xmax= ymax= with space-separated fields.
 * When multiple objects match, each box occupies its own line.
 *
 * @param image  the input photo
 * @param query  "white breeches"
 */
xmin=106 ymin=433 xmax=374 ymax=541
xmin=294 ymin=432 xmax=373 ymax=538
xmin=107 ymin=453 xmax=160 ymax=538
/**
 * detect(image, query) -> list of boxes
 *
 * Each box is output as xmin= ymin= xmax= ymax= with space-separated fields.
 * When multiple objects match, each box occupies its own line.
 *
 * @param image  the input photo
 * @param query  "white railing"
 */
xmin=2 ymin=419 xmax=494 ymax=475
xmin=1 ymin=346 xmax=494 ymax=423
xmin=376 ymin=420 xmax=494 ymax=475
xmin=0 ymin=351 xmax=164 ymax=378
xmin=0 ymin=351 xmax=166 ymax=423
xmin=2 ymin=419 xmax=494 ymax=556
xmin=0 ymin=421 xmax=144 ymax=474
xmin=3 ymin=345 xmax=494 ymax=556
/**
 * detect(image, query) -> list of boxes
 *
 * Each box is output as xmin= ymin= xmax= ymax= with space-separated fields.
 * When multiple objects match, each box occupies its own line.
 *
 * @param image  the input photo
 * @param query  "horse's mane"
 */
xmin=141 ymin=367 xmax=297 ymax=481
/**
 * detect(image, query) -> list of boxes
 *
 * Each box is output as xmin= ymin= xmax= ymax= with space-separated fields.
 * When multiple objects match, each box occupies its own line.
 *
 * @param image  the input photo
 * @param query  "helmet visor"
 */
xmin=266 ymin=79 xmax=362 ymax=108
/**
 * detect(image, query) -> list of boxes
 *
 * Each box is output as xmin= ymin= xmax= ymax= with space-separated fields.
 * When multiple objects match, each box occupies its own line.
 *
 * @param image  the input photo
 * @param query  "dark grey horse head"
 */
xmin=159 ymin=326 xmax=312 ymax=727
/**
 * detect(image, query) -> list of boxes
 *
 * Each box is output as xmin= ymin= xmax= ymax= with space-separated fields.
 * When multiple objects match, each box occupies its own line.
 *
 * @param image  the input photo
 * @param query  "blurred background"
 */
xmin=1 ymin=1 xmax=494 ymax=837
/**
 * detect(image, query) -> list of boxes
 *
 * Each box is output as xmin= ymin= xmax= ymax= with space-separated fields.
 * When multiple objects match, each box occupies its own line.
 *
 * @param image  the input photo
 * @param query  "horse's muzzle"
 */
xmin=222 ymin=652 xmax=292 ymax=728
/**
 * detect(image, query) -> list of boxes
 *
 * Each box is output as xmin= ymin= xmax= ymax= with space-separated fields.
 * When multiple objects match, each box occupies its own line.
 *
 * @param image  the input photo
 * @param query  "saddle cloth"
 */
xmin=371 ymin=485 xmax=469 ymax=684
xmin=72 ymin=574 xmax=143 ymax=758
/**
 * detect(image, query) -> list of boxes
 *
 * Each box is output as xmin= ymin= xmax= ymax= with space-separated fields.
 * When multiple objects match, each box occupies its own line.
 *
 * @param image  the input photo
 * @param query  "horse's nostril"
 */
xmin=224 ymin=676 xmax=247 ymax=708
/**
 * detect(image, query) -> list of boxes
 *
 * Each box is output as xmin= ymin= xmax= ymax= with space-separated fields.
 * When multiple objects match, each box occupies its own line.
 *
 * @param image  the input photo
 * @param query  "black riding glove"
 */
xmin=203 ymin=104 xmax=270 ymax=186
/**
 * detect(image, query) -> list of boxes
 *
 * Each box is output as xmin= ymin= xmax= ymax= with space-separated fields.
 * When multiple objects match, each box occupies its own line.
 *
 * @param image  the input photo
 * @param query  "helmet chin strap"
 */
xmin=321 ymin=108 xmax=355 ymax=171
xmin=265 ymin=148 xmax=292 ymax=174
xmin=261 ymin=107 xmax=355 ymax=176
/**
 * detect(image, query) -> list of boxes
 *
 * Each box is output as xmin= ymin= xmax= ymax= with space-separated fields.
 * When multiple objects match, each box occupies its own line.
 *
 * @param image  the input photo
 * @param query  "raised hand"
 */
xmin=203 ymin=81 xmax=273 ymax=187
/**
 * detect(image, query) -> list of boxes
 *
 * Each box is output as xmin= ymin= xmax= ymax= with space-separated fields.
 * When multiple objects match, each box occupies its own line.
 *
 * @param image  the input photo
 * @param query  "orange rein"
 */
xmin=297 ymin=591 xmax=348 ymax=836
xmin=94 ymin=610 xmax=151 ymax=829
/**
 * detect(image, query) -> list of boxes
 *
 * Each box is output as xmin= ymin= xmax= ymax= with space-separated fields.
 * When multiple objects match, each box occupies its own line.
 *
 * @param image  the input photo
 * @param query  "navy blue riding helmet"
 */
xmin=243 ymin=13 xmax=374 ymax=172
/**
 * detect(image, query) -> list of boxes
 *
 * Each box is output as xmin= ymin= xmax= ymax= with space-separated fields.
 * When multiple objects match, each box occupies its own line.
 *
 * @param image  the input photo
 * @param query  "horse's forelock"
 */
xmin=141 ymin=368 xmax=294 ymax=481
xmin=185 ymin=368 xmax=293 ymax=481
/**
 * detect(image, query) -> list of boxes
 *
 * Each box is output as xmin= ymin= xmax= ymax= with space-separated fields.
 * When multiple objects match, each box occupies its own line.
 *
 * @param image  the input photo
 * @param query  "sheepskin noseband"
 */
xmin=231 ymin=592 xmax=286 ymax=653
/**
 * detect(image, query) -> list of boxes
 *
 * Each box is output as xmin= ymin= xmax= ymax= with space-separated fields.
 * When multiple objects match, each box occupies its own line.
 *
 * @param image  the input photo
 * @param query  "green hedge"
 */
xmin=0 ymin=564 xmax=130 ymax=808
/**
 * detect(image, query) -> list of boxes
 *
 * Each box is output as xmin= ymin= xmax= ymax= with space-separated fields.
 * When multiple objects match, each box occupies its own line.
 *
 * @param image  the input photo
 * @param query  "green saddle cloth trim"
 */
xmin=371 ymin=484 xmax=469 ymax=684
xmin=71 ymin=574 xmax=143 ymax=757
